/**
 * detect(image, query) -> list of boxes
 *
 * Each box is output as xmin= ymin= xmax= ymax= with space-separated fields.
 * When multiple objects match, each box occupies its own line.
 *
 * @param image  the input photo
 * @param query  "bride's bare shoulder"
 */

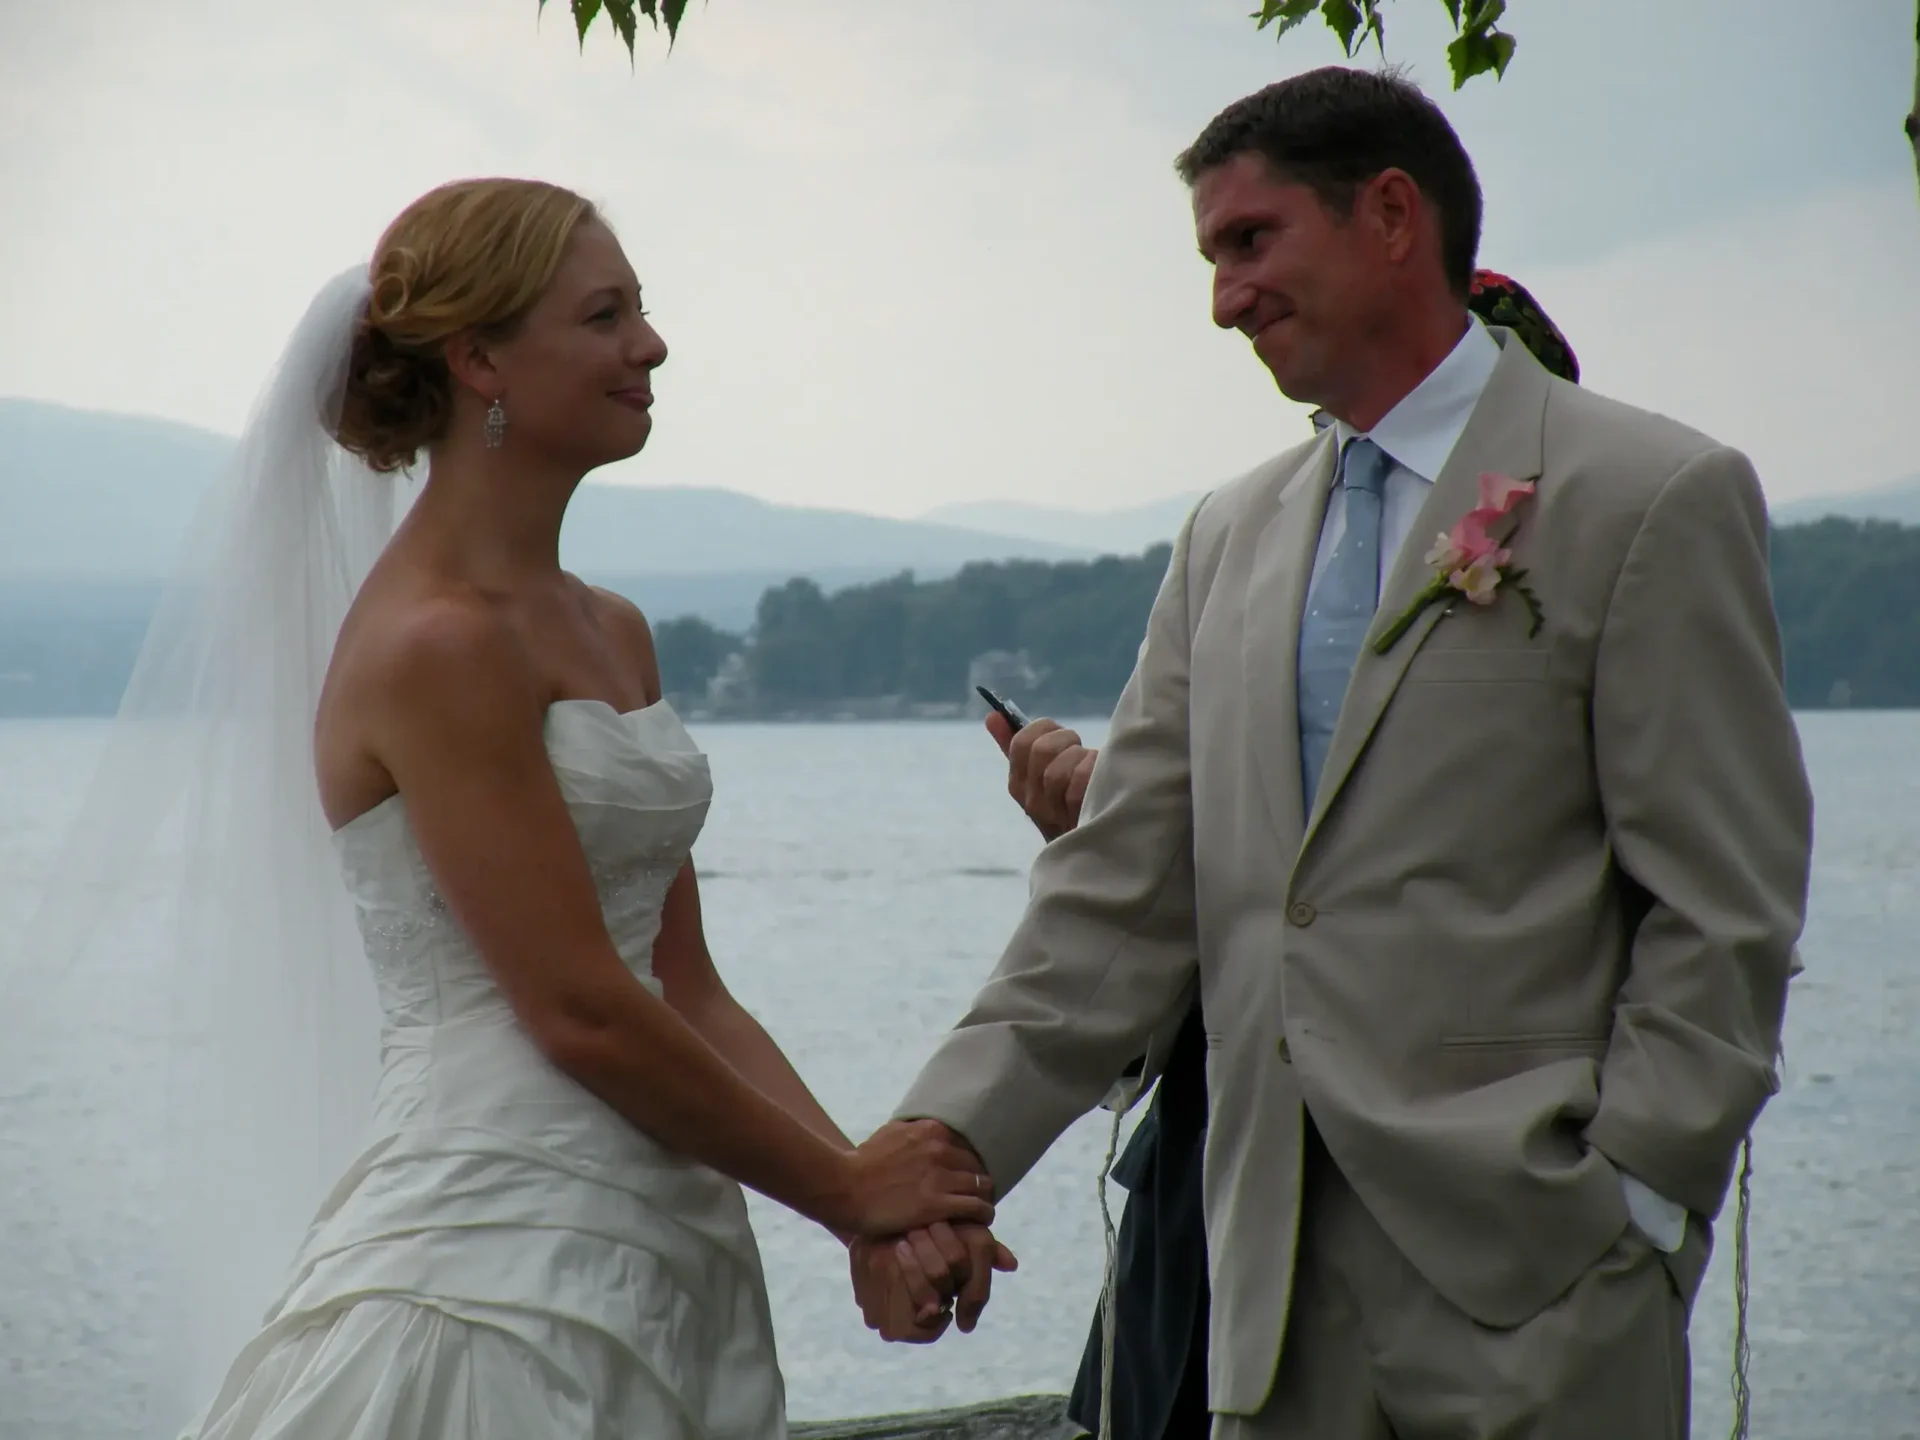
xmin=585 ymin=584 xmax=662 ymax=704
xmin=314 ymin=583 xmax=539 ymax=827
xmin=356 ymin=585 xmax=538 ymax=709
xmin=322 ymin=583 xmax=543 ymax=758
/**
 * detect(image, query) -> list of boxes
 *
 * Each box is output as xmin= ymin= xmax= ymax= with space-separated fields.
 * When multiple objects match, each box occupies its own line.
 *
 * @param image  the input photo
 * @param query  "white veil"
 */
xmin=0 ymin=267 xmax=401 ymax=1425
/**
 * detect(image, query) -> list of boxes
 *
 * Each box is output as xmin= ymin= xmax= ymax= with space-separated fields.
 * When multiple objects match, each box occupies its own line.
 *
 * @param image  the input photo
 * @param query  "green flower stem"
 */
xmin=1508 ymin=571 xmax=1546 ymax=638
xmin=1371 ymin=565 xmax=1548 ymax=655
xmin=1371 ymin=575 xmax=1449 ymax=654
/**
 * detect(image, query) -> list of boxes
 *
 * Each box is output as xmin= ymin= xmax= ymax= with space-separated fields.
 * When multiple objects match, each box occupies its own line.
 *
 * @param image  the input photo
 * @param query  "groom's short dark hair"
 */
xmin=1177 ymin=67 xmax=1483 ymax=300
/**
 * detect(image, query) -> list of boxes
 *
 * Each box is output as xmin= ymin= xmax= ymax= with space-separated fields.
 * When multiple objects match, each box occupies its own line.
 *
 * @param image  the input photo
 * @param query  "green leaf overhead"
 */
xmin=605 ymin=0 xmax=638 ymax=54
xmin=1252 ymin=0 xmax=1323 ymax=41
xmin=1447 ymin=25 xmax=1517 ymax=88
xmin=546 ymin=0 xmax=697 ymax=61
xmin=1446 ymin=0 xmax=1517 ymax=88
xmin=572 ymin=0 xmax=603 ymax=49
xmin=1251 ymin=1 xmax=1509 ymax=87
xmin=1321 ymin=0 xmax=1366 ymax=55
xmin=548 ymin=1 xmax=1516 ymax=85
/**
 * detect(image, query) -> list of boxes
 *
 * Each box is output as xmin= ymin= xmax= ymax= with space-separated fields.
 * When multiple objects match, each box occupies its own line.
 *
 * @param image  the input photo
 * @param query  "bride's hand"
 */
xmin=851 ymin=1223 xmax=1021 ymax=1342
xmin=848 ymin=1236 xmax=952 ymax=1343
xmin=831 ymin=1120 xmax=995 ymax=1238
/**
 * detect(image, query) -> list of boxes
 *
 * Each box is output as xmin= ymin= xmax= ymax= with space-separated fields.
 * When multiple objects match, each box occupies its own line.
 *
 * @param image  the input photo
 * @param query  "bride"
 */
xmin=11 ymin=178 xmax=999 ymax=1438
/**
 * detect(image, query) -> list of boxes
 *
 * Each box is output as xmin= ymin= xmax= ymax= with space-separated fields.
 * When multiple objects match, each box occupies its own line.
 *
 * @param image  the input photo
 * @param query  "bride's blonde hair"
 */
xmin=334 ymin=178 xmax=598 ymax=472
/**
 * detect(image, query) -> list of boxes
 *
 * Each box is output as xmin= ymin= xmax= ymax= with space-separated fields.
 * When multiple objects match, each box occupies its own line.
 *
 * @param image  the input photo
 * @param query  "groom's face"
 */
xmin=1192 ymin=153 xmax=1379 ymax=408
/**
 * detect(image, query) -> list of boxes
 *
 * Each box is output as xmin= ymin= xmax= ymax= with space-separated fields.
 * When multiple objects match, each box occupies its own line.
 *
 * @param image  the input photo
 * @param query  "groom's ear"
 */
xmin=1359 ymin=167 xmax=1426 ymax=266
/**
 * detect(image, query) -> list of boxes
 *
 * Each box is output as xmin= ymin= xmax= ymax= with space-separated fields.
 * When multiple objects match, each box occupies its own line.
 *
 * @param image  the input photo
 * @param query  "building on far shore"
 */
xmin=703 ymin=652 xmax=753 ymax=713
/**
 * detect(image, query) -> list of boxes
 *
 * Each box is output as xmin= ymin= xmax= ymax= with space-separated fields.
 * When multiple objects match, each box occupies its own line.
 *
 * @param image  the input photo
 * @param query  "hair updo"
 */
xmin=333 ymin=178 xmax=598 ymax=473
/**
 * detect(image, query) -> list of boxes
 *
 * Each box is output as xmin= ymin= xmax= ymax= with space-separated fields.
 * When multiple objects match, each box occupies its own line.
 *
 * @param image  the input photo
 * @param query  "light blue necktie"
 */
xmin=1296 ymin=437 xmax=1392 ymax=815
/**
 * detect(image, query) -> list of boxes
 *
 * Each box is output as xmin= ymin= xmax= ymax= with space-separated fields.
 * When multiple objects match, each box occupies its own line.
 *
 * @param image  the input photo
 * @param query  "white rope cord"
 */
xmin=1095 ymin=1103 xmax=1126 ymax=1440
xmin=1727 ymin=1133 xmax=1754 ymax=1440
xmin=1722 ymin=1037 xmax=1789 ymax=1439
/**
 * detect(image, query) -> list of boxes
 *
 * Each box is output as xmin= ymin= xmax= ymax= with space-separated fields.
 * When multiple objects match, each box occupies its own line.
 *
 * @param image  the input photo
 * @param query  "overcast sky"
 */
xmin=2 ymin=0 xmax=1915 ymax=518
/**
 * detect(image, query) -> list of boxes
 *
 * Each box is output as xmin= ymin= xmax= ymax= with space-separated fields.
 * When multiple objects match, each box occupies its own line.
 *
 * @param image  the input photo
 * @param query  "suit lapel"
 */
xmin=1242 ymin=432 xmax=1339 ymax=852
xmin=1300 ymin=334 xmax=1552 ymax=848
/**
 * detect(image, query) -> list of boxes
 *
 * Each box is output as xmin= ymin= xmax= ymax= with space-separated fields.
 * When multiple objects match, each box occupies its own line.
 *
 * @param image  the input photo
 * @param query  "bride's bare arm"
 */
xmin=656 ymin=856 xmax=1013 ymax=1324
xmin=654 ymin=865 xmax=853 ymax=1150
xmin=611 ymin=594 xmax=1004 ymax=1321
xmin=360 ymin=599 xmax=993 ymax=1242
xmin=592 ymin=586 xmax=855 ymax=1155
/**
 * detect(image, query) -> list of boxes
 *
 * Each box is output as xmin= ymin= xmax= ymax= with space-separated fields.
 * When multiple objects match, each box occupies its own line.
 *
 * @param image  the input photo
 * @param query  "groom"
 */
xmin=874 ymin=66 xmax=1812 ymax=1437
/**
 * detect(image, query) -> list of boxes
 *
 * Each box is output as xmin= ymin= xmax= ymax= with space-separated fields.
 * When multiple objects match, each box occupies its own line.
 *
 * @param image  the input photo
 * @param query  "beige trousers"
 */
xmin=1212 ymin=1125 xmax=1704 ymax=1440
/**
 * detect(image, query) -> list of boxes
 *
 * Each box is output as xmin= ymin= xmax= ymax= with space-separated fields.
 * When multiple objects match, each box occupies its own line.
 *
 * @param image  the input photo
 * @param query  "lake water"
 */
xmin=0 ymin=714 xmax=1915 ymax=1439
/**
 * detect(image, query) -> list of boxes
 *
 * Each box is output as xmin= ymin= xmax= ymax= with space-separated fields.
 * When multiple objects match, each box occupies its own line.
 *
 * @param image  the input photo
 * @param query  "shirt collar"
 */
xmin=1330 ymin=318 xmax=1501 ymax=484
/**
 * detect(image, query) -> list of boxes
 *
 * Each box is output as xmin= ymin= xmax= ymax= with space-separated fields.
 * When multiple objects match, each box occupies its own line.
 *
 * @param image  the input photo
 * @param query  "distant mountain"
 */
xmin=1771 ymin=474 xmax=1920 ymax=527
xmin=0 ymin=396 xmax=1116 ymax=711
xmin=932 ymin=473 xmax=1920 ymax=545
xmin=560 ymin=485 xmax=1089 ymax=576
xmin=921 ymin=493 xmax=1202 ymax=557
xmin=0 ymin=398 xmax=229 ymax=579
xmin=0 ymin=396 xmax=1090 ymax=597
xmin=8 ymin=395 xmax=1918 ymax=718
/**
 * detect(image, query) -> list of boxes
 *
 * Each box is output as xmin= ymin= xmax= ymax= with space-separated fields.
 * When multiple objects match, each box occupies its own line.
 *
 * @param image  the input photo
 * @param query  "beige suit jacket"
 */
xmin=896 ymin=333 xmax=1813 ymax=1414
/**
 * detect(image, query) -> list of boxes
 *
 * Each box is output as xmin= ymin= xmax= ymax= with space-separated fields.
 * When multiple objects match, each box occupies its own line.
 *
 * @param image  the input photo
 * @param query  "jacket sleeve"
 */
xmin=893 ymin=509 xmax=1205 ymax=1193
xmin=1584 ymin=445 xmax=1813 ymax=1217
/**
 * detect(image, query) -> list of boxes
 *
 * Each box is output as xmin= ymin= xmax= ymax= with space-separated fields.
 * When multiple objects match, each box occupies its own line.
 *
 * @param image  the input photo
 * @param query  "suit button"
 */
xmin=1276 ymin=1036 xmax=1293 ymax=1063
xmin=1287 ymin=901 xmax=1316 ymax=927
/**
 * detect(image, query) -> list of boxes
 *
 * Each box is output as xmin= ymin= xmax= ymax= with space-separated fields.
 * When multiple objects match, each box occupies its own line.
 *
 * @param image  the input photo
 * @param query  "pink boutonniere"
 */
xmin=1372 ymin=472 xmax=1544 ymax=654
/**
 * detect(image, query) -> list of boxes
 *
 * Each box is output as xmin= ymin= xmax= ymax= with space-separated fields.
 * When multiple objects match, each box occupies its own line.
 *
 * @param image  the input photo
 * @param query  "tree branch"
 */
xmin=1908 ymin=0 xmax=1920 ymax=200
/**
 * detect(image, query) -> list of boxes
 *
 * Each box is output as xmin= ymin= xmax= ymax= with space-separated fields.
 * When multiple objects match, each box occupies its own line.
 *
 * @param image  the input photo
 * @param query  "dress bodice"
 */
xmin=332 ymin=699 xmax=711 ymax=1030
xmin=190 ymin=700 xmax=785 ymax=1439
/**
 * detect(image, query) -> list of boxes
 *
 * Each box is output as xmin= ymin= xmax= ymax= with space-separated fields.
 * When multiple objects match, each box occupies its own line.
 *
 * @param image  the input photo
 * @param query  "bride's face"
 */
xmin=481 ymin=219 xmax=667 ymax=471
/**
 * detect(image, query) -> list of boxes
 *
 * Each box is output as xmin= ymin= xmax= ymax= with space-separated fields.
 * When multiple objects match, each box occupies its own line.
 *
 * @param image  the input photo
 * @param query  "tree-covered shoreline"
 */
xmin=3 ymin=518 xmax=1916 ymax=720
xmin=646 ymin=516 xmax=1920 ymax=717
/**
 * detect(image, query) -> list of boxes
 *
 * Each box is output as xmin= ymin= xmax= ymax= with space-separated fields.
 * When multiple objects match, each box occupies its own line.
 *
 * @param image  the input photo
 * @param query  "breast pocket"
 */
xmin=1401 ymin=646 xmax=1552 ymax=685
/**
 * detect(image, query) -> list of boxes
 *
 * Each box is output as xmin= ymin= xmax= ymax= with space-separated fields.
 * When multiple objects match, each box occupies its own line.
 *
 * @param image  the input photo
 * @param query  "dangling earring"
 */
xmin=482 ymin=398 xmax=508 ymax=449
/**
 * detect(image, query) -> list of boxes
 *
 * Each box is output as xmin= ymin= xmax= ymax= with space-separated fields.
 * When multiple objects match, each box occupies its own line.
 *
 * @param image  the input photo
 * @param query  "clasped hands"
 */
xmin=833 ymin=716 xmax=1084 ymax=1341
xmin=843 ymin=1119 xmax=1019 ymax=1343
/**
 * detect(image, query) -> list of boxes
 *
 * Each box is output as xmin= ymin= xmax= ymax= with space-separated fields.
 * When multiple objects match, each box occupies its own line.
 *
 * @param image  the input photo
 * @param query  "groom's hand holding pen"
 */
xmin=984 ymin=706 xmax=1097 ymax=843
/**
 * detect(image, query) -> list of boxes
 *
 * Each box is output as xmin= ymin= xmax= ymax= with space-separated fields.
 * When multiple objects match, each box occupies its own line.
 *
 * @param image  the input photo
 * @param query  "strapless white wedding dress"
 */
xmin=183 ymin=699 xmax=786 ymax=1440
